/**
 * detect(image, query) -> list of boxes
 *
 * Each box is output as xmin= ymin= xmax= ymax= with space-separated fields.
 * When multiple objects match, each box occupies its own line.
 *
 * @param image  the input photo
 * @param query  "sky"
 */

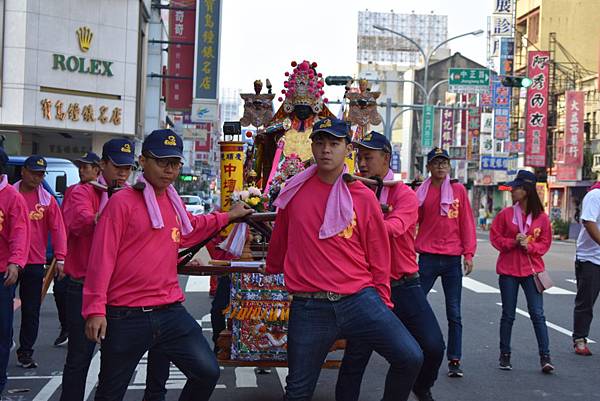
xmin=218 ymin=0 xmax=493 ymax=105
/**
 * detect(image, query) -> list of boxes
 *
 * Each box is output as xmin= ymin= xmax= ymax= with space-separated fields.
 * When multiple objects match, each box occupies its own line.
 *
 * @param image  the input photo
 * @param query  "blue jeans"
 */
xmin=94 ymin=303 xmax=219 ymax=401
xmin=17 ymin=264 xmax=45 ymax=357
xmin=336 ymin=278 xmax=444 ymax=401
xmin=143 ymin=275 xmax=232 ymax=401
xmin=498 ymin=275 xmax=550 ymax=355
xmin=418 ymin=254 xmax=463 ymax=360
xmin=0 ymin=283 xmax=16 ymax=394
xmin=60 ymin=280 xmax=97 ymax=401
xmin=286 ymin=287 xmax=423 ymax=401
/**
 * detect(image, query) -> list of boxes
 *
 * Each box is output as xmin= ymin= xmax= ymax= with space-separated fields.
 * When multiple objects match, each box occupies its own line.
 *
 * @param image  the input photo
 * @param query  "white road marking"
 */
xmin=185 ymin=276 xmax=211 ymax=292
xmin=275 ymin=367 xmax=288 ymax=390
xmin=462 ymin=277 xmax=500 ymax=293
xmin=47 ymin=281 xmax=54 ymax=294
xmin=495 ymin=303 xmax=596 ymax=343
xmin=544 ymin=286 xmax=576 ymax=295
xmin=84 ymin=349 xmax=101 ymax=400
xmin=32 ymin=376 xmax=62 ymax=401
xmin=235 ymin=367 xmax=258 ymax=388
xmin=566 ymin=279 xmax=577 ymax=284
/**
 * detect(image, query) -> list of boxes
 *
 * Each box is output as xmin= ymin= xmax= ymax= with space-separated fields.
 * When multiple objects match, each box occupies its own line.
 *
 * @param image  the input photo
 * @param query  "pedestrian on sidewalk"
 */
xmin=14 ymin=156 xmax=67 ymax=369
xmin=336 ymin=132 xmax=444 ymax=401
xmin=82 ymin=129 xmax=253 ymax=401
xmin=415 ymin=147 xmax=476 ymax=378
xmin=0 ymin=147 xmax=30 ymax=396
xmin=572 ymin=182 xmax=600 ymax=356
xmin=489 ymin=170 xmax=554 ymax=373
xmin=59 ymin=140 xmax=135 ymax=401
xmin=265 ymin=118 xmax=423 ymax=401
xmin=52 ymin=152 xmax=102 ymax=348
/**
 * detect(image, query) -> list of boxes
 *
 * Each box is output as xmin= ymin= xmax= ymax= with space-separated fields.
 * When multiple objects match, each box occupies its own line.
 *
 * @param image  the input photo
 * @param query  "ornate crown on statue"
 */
xmin=278 ymin=60 xmax=328 ymax=115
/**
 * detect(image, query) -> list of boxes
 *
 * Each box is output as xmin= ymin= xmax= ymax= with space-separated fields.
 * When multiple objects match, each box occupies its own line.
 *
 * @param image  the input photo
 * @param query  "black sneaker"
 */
xmin=540 ymin=354 xmax=554 ymax=373
xmin=499 ymin=353 xmax=512 ymax=370
xmin=448 ymin=359 xmax=463 ymax=377
xmin=17 ymin=354 xmax=38 ymax=369
xmin=54 ymin=330 xmax=69 ymax=347
xmin=414 ymin=388 xmax=435 ymax=401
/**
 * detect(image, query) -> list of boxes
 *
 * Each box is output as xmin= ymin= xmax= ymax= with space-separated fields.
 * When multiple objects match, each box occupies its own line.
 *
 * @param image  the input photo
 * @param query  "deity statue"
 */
xmin=346 ymin=79 xmax=382 ymax=137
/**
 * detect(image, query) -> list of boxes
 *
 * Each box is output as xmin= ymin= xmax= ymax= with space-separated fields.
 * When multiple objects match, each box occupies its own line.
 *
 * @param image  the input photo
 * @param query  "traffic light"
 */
xmin=325 ymin=76 xmax=353 ymax=86
xmin=501 ymin=76 xmax=533 ymax=88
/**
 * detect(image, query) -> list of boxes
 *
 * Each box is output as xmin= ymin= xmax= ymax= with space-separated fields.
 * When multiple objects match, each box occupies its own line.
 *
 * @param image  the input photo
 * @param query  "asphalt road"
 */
xmin=3 ymin=232 xmax=600 ymax=401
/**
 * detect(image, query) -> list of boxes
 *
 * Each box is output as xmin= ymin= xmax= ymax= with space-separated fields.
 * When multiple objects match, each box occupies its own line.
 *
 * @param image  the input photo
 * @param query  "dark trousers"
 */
xmin=94 ymin=303 xmax=219 ymax=401
xmin=419 ymin=254 xmax=463 ymax=360
xmin=0 ymin=283 xmax=16 ymax=394
xmin=60 ymin=280 xmax=97 ymax=401
xmin=144 ymin=275 xmax=231 ymax=401
xmin=573 ymin=260 xmax=600 ymax=341
xmin=285 ymin=287 xmax=423 ymax=401
xmin=210 ymin=276 xmax=231 ymax=346
xmin=17 ymin=264 xmax=45 ymax=357
xmin=336 ymin=278 xmax=445 ymax=401
xmin=498 ymin=275 xmax=550 ymax=355
xmin=53 ymin=275 xmax=69 ymax=333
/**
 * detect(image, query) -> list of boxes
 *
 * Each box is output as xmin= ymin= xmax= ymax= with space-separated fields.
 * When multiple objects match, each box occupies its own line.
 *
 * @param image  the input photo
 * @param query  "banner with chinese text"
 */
xmin=195 ymin=0 xmax=221 ymax=100
xmin=440 ymin=109 xmax=454 ymax=150
xmin=564 ymin=91 xmax=584 ymax=166
xmin=167 ymin=0 xmax=196 ymax=111
xmin=525 ymin=51 xmax=550 ymax=167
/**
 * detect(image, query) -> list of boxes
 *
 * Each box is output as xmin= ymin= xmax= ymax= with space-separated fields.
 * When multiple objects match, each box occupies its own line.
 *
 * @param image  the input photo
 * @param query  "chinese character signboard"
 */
xmin=564 ymin=91 xmax=584 ymax=167
xmin=422 ymin=105 xmax=434 ymax=148
xmin=467 ymin=102 xmax=481 ymax=160
xmin=480 ymin=134 xmax=493 ymax=155
xmin=440 ymin=109 xmax=454 ymax=150
xmin=493 ymin=107 xmax=510 ymax=139
xmin=219 ymin=141 xmax=244 ymax=233
xmin=167 ymin=0 xmax=196 ymax=111
xmin=480 ymin=112 xmax=493 ymax=134
xmin=480 ymin=155 xmax=508 ymax=170
xmin=448 ymin=68 xmax=490 ymax=94
xmin=499 ymin=37 xmax=514 ymax=76
xmin=525 ymin=51 xmax=550 ymax=167
xmin=195 ymin=0 xmax=221 ymax=100
xmin=449 ymin=146 xmax=467 ymax=160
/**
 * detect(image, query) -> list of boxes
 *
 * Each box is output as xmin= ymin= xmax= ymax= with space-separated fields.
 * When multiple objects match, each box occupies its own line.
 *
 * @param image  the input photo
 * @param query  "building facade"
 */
xmin=0 ymin=0 xmax=151 ymax=158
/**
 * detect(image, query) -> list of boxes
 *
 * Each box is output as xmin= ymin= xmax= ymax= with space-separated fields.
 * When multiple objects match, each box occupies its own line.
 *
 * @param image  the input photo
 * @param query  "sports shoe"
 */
xmin=53 ymin=330 xmax=69 ymax=347
xmin=499 ymin=352 xmax=512 ymax=370
xmin=540 ymin=354 xmax=554 ymax=373
xmin=447 ymin=359 xmax=463 ymax=377
xmin=17 ymin=354 xmax=38 ymax=369
xmin=414 ymin=388 xmax=435 ymax=401
xmin=574 ymin=338 xmax=592 ymax=356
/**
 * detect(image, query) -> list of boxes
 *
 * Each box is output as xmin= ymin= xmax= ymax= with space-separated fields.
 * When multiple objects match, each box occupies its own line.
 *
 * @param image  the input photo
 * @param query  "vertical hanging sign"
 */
xmin=195 ymin=0 xmax=221 ymax=100
xmin=524 ymin=51 xmax=550 ymax=167
xmin=440 ymin=109 xmax=454 ymax=150
xmin=166 ymin=0 xmax=196 ymax=111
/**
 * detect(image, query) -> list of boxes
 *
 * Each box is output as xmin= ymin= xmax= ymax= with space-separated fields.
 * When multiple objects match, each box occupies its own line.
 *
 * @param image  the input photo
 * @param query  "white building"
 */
xmin=0 ymin=0 xmax=152 ymax=158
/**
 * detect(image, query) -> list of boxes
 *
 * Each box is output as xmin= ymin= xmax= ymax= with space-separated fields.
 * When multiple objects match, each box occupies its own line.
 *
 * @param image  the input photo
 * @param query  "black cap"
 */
xmin=102 ymin=139 xmax=135 ymax=166
xmin=0 ymin=147 xmax=7 ymax=166
xmin=142 ymin=129 xmax=184 ymax=159
xmin=75 ymin=152 xmax=100 ymax=165
xmin=353 ymin=131 xmax=391 ymax=153
xmin=24 ymin=155 xmax=47 ymax=172
xmin=310 ymin=117 xmax=351 ymax=140
xmin=505 ymin=170 xmax=537 ymax=187
xmin=427 ymin=147 xmax=450 ymax=163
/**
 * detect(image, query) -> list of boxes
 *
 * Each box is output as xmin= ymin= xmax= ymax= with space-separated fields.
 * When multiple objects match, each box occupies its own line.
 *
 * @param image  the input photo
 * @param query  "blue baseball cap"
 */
xmin=24 ymin=155 xmax=47 ymax=172
xmin=142 ymin=129 xmax=184 ymax=159
xmin=353 ymin=131 xmax=392 ymax=153
xmin=102 ymin=139 xmax=135 ymax=166
xmin=75 ymin=152 xmax=100 ymax=165
xmin=0 ymin=147 xmax=7 ymax=166
xmin=505 ymin=170 xmax=537 ymax=187
xmin=426 ymin=147 xmax=450 ymax=163
xmin=310 ymin=117 xmax=351 ymax=140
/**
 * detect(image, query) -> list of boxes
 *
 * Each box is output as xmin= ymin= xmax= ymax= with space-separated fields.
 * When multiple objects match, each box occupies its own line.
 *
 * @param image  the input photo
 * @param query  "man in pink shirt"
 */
xmin=415 ymin=147 xmax=477 ymax=378
xmin=14 ymin=156 xmax=67 ymax=369
xmin=337 ymin=132 xmax=444 ymax=401
xmin=265 ymin=118 xmax=423 ymax=401
xmin=0 ymin=147 xmax=30 ymax=396
xmin=52 ymin=151 xmax=101 ymax=348
xmin=83 ymin=129 xmax=252 ymax=401
xmin=60 ymin=139 xmax=136 ymax=401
